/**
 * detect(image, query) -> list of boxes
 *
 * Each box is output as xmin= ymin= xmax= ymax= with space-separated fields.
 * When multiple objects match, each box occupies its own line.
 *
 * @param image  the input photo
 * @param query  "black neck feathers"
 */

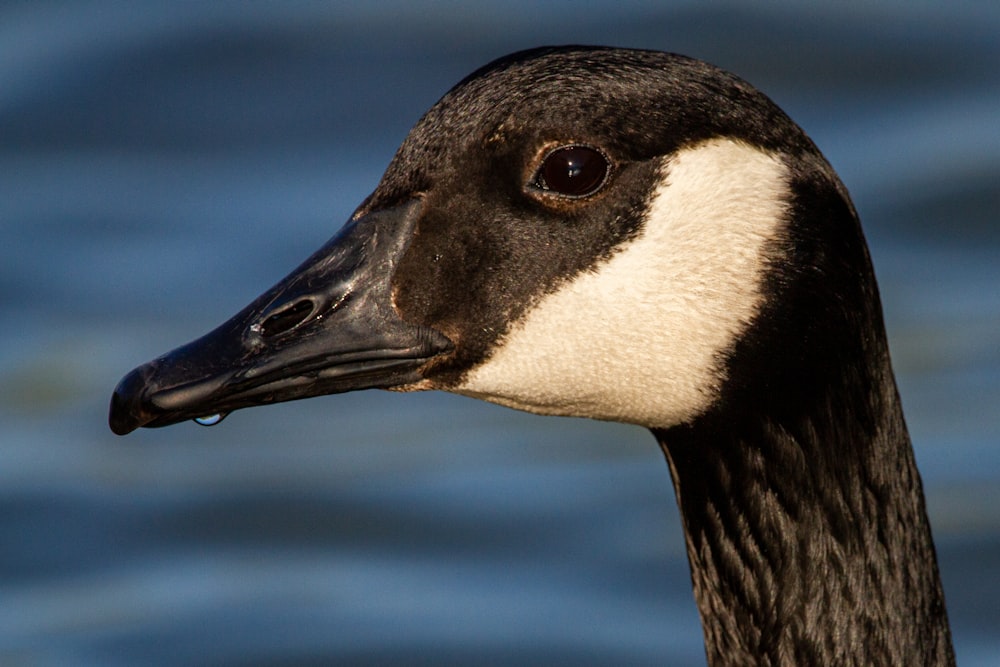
xmin=656 ymin=382 xmax=953 ymax=665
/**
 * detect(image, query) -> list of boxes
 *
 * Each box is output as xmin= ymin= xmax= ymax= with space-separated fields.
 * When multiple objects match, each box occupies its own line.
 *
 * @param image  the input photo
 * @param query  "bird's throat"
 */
xmin=653 ymin=377 xmax=955 ymax=666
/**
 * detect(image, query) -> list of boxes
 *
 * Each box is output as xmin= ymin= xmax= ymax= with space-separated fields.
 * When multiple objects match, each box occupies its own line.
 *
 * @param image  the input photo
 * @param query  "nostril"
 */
xmin=258 ymin=299 xmax=315 ymax=338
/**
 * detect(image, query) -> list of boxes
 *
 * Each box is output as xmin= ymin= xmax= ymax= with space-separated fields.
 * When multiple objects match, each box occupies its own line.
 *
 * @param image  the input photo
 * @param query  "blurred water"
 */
xmin=2 ymin=2 xmax=998 ymax=665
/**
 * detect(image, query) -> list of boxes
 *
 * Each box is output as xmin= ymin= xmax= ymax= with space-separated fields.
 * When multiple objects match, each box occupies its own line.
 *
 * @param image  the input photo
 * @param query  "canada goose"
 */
xmin=109 ymin=46 xmax=955 ymax=666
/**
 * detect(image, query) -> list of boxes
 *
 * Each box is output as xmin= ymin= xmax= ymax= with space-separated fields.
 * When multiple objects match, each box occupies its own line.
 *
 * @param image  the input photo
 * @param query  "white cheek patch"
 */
xmin=454 ymin=138 xmax=789 ymax=428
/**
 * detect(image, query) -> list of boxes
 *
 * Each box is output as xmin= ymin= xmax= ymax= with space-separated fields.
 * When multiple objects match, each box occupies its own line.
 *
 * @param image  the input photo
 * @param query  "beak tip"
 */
xmin=108 ymin=365 xmax=156 ymax=436
xmin=108 ymin=393 xmax=138 ymax=435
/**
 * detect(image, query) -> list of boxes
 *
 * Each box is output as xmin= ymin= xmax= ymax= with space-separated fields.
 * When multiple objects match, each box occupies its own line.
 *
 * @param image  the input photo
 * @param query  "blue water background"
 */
xmin=2 ymin=2 xmax=998 ymax=665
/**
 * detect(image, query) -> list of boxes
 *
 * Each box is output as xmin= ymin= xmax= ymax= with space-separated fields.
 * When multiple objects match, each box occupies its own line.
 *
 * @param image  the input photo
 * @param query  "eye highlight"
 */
xmin=531 ymin=145 xmax=611 ymax=199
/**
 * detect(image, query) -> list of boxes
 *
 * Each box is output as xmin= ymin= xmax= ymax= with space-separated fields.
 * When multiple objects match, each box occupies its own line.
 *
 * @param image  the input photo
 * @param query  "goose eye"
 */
xmin=532 ymin=145 xmax=610 ymax=198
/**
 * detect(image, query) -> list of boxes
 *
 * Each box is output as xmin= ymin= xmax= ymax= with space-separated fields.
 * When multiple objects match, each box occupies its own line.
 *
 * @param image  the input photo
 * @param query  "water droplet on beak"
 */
xmin=194 ymin=413 xmax=227 ymax=427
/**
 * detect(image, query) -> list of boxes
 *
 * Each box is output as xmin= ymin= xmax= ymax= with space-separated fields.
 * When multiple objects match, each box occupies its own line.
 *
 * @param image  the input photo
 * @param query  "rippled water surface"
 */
xmin=2 ymin=3 xmax=998 ymax=665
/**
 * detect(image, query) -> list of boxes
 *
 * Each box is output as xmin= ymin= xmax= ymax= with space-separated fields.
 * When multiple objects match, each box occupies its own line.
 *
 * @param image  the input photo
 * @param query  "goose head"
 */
xmin=109 ymin=46 xmax=848 ymax=434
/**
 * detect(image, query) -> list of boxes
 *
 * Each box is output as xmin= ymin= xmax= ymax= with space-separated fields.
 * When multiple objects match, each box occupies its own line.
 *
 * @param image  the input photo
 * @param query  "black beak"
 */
xmin=108 ymin=199 xmax=452 ymax=435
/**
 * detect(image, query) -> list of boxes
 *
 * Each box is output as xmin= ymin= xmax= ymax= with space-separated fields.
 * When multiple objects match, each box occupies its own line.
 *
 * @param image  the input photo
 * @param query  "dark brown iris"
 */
xmin=534 ymin=145 xmax=610 ymax=198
